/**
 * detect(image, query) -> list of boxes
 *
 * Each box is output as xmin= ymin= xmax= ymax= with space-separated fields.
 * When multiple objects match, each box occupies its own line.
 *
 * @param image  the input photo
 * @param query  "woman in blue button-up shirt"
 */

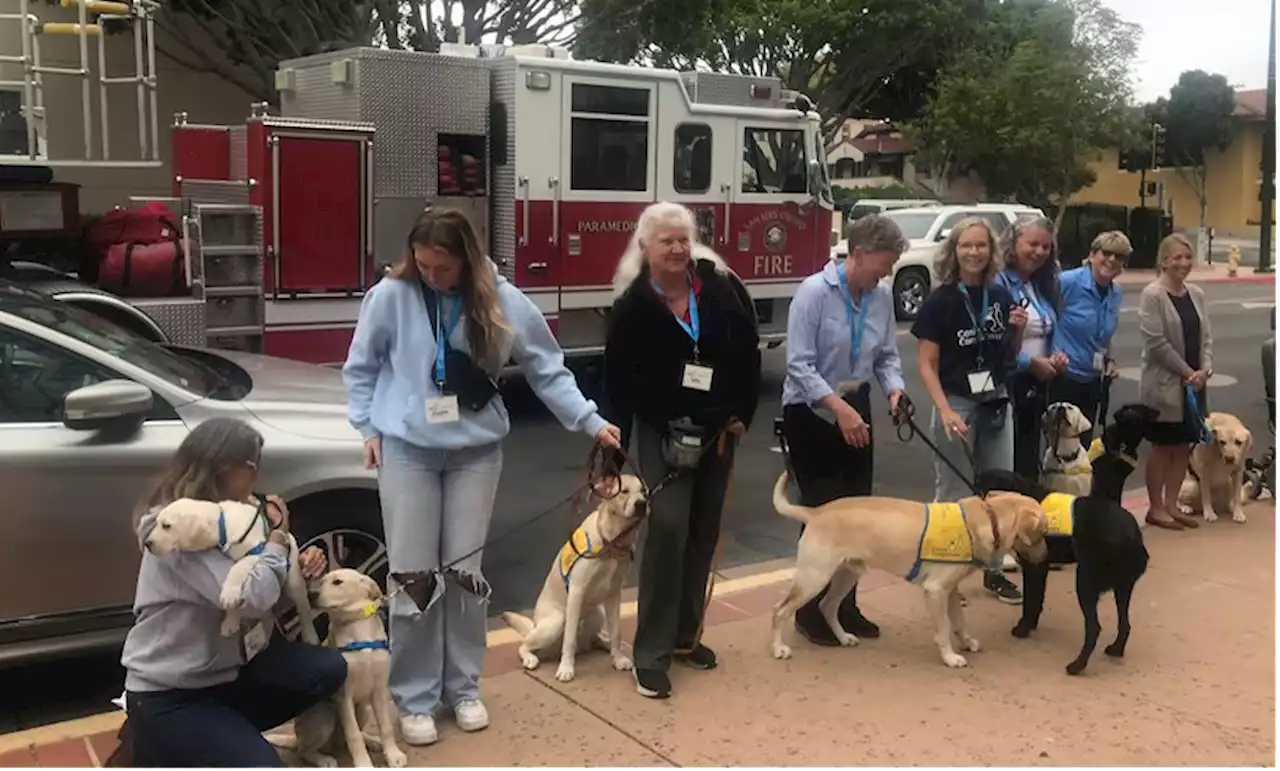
xmin=1049 ymin=231 xmax=1129 ymax=443
xmin=780 ymin=213 xmax=908 ymax=646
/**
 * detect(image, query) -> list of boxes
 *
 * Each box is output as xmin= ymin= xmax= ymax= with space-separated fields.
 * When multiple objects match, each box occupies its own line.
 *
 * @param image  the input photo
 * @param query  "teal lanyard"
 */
xmin=836 ymin=265 xmax=870 ymax=371
xmin=960 ymin=285 xmax=990 ymax=366
xmin=434 ymin=295 xmax=463 ymax=386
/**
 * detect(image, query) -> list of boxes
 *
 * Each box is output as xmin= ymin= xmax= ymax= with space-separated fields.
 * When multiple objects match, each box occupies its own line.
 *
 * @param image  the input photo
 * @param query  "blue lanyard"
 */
xmin=651 ymin=277 xmax=701 ymax=352
xmin=836 ymin=264 xmax=871 ymax=371
xmin=960 ymin=285 xmax=989 ymax=362
xmin=1017 ymin=279 xmax=1050 ymax=333
xmin=1094 ymin=286 xmax=1115 ymax=351
xmin=434 ymin=295 xmax=463 ymax=386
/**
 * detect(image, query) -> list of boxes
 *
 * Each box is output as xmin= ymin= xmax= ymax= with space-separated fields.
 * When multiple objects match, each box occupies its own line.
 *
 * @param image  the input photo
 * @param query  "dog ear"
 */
xmin=1072 ymin=407 xmax=1092 ymax=434
xmin=593 ymin=474 xmax=622 ymax=499
xmin=360 ymin=574 xmax=383 ymax=601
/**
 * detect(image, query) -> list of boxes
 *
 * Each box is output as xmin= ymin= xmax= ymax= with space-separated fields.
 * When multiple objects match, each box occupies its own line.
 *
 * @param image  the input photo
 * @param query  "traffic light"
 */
xmin=1151 ymin=123 xmax=1168 ymax=169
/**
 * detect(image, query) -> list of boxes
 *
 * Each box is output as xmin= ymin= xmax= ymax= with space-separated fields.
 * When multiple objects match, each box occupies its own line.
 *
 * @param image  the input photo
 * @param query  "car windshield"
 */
xmin=886 ymin=211 xmax=940 ymax=240
xmin=0 ymin=284 xmax=211 ymax=396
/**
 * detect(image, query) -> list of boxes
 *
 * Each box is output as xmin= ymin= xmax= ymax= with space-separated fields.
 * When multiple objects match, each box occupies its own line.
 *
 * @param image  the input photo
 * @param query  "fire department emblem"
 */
xmin=764 ymin=223 xmax=787 ymax=252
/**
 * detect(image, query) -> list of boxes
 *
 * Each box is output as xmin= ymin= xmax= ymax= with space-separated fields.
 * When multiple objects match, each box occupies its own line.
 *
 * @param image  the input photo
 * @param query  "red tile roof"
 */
xmin=1234 ymin=88 xmax=1267 ymax=119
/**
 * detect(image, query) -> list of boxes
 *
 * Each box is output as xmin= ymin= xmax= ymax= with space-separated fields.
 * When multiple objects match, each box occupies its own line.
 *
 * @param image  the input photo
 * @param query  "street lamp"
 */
xmin=1259 ymin=0 xmax=1276 ymax=273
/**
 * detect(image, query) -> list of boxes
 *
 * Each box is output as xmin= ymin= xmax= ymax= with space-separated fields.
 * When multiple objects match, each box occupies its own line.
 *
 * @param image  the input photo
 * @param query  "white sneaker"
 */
xmin=1002 ymin=553 xmax=1018 ymax=571
xmin=400 ymin=713 xmax=439 ymax=746
xmin=454 ymin=699 xmax=489 ymax=732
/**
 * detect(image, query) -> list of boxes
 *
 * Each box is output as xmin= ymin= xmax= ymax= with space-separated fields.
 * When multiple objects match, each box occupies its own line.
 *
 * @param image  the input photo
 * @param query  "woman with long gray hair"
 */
xmin=604 ymin=201 xmax=761 ymax=699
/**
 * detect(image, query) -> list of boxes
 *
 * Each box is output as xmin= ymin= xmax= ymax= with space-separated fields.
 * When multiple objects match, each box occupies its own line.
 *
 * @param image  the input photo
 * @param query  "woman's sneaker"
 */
xmin=984 ymin=572 xmax=1023 ymax=604
xmin=634 ymin=668 xmax=671 ymax=698
xmin=454 ymin=699 xmax=489 ymax=732
xmin=400 ymin=714 xmax=439 ymax=746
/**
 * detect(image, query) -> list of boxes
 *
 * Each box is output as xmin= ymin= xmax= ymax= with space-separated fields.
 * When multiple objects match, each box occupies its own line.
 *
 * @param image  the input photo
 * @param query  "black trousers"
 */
xmin=1009 ymin=372 xmax=1047 ymax=481
xmin=633 ymin=420 xmax=736 ymax=671
xmin=126 ymin=634 xmax=347 ymax=767
xmin=1048 ymin=376 xmax=1104 ymax=446
xmin=782 ymin=385 xmax=874 ymax=613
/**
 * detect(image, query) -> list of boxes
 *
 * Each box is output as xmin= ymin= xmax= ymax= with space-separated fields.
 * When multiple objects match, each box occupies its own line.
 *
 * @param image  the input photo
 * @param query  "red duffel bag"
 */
xmin=99 ymin=241 xmax=187 ymax=297
xmin=86 ymin=201 xmax=179 ymax=256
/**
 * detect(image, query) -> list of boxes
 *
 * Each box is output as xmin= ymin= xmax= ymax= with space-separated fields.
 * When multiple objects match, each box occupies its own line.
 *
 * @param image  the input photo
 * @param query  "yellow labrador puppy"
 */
xmin=1178 ymin=412 xmax=1255 ymax=523
xmin=502 ymin=474 xmax=647 ymax=682
xmin=1042 ymin=401 xmax=1094 ymax=496
xmin=770 ymin=472 xmax=1048 ymax=668
xmin=266 ymin=569 xmax=406 ymax=768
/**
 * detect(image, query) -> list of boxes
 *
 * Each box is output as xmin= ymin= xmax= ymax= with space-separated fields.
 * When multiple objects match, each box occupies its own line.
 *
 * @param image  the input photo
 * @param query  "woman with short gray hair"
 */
xmin=781 ymin=213 xmax=909 ymax=645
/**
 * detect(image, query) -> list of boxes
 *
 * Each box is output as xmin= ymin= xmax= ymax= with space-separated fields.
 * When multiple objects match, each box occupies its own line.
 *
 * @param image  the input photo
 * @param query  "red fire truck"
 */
xmin=169 ymin=44 xmax=835 ymax=365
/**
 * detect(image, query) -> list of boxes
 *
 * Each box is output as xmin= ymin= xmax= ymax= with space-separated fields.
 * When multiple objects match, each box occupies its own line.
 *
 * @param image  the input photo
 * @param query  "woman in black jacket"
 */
xmin=604 ymin=201 xmax=761 ymax=700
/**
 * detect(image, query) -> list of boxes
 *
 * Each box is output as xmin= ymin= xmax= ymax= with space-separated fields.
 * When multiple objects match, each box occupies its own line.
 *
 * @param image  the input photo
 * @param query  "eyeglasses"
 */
xmin=1099 ymin=249 xmax=1130 ymax=265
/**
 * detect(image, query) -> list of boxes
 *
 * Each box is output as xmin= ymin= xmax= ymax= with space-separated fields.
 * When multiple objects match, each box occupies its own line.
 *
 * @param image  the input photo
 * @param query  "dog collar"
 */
xmin=981 ymin=501 xmax=1002 ymax=567
xmin=217 ymin=505 xmax=270 ymax=550
xmin=337 ymin=640 xmax=389 ymax=653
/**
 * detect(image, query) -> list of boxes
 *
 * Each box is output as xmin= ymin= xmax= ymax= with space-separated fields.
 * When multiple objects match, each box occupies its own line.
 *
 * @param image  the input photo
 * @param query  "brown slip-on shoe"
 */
xmin=1146 ymin=513 xmax=1185 ymax=530
xmin=1169 ymin=510 xmax=1200 ymax=528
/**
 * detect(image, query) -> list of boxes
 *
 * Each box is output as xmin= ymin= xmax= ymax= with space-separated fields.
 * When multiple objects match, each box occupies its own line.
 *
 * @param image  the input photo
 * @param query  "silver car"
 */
xmin=0 ymin=280 xmax=383 ymax=668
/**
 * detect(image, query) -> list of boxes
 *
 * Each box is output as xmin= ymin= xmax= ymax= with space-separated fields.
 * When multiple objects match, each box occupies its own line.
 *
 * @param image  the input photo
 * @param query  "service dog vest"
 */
xmin=906 ymin=503 xmax=983 ymax=581
xmin=1041 ymin=492 xmax=1076 ymax=536
xmin=557 ymin=527 xmax=603 ymax=587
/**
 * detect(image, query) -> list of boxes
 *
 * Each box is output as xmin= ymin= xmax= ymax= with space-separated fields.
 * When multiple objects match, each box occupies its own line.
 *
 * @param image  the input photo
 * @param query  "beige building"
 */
xmin=0 ymin=2 xmax=252 ymax=214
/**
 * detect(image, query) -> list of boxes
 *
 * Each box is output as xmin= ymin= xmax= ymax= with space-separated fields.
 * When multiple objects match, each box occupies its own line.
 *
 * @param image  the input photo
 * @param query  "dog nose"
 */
xmin=635 ymin=500 xmax=648 ymax=516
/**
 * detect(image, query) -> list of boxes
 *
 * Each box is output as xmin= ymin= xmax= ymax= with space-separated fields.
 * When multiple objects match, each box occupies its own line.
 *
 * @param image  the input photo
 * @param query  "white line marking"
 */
xmin=1115 ymin=366 xmax=1238 ymax=387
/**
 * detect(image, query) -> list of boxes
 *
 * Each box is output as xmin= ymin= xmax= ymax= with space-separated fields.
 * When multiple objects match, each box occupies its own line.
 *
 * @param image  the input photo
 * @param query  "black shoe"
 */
xmin=984 ymin=573 xmax=1023 ymax=605
xmin=675 ymin=644 xmax=718 ymax=670
xmin=838 ymin=603 xmax=881 ymax=639
xmin=794 ymin=598 xmax=840 ymax=647
xmin=634 ymin=668 xmax=671 ymax=698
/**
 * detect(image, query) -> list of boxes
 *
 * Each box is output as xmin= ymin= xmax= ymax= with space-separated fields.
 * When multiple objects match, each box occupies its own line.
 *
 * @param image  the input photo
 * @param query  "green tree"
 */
xmin=909 ymin=0 xmax=1139 ymax=224
xmin=1153 ymin=70 xmax=1238 ymax=229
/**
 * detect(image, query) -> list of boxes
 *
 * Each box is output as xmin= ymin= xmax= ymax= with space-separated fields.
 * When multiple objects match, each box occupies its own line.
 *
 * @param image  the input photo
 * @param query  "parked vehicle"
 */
xmin=844 ymin=198 xmax=941 ymax=222
xmin=831 ymin=203 xmax=1045 ymax=320
xmin=1245 ymin=305 xmax=1275 ymax=501
xmin=0 ymin=279 xmax=380 ymax=668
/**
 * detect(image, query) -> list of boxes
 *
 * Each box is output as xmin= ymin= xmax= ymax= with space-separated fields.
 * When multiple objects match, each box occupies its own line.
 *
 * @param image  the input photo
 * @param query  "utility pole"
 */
xmin=1259 ymin=0 xmax=1276 ymax=273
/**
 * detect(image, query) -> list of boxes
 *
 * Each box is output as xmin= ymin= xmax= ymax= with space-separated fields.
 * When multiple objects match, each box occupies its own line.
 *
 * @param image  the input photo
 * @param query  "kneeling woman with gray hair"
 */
xmin=604 ymin=202 xmax=761 ymax=699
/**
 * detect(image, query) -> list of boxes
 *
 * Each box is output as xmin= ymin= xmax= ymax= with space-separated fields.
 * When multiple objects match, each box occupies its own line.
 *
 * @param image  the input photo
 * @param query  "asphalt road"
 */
xmin=1 ymin=281 xmax=1273 ymax=734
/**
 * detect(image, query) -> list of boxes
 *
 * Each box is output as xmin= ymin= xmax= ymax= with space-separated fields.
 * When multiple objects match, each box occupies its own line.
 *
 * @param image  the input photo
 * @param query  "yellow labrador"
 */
xmin=1178 ymin=412 xmax=1255 ymax=523
xmin=1042 ymin=402 xmax=1094 ymax=496
xmin=770 ymin=472 xmax=1048 ymax=668
xmin=266 ymin=569 xmax=406 ymax=768
xmin=502 ymin=474 xmax=647 ymax=682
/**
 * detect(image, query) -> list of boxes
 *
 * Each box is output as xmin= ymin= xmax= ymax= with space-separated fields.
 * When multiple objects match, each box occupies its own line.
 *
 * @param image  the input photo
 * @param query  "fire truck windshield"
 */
xmin=811 ymin=128 xmax=833 ymax=204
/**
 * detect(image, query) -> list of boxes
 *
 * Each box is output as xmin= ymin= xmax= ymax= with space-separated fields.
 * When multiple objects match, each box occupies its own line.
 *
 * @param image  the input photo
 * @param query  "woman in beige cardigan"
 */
xmin=1138 ymin=233 xmax=1213 ymax=530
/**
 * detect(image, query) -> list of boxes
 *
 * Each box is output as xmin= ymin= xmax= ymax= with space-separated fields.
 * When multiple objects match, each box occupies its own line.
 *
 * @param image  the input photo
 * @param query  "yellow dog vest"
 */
xmin=557 ymin=526 xmax=603 ymax=587
xmin=1041 ymin=493 xmax=1076 ymax=536
xmin=906 ymin=503 xmax=983 ymax=581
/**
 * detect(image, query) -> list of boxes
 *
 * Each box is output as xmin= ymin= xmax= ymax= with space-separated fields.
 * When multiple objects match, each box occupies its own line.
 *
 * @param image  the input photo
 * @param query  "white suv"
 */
xmin=832 ymin=203 xmax=1045 ymax=321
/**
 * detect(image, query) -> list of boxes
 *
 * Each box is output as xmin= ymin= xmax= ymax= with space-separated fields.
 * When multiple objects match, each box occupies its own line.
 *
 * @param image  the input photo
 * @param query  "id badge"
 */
xmin=967 ymin=370 xmax=995 ymax=396
xmin=426 ymin=395 xmax=460 ymax=424
xmin=1093 ymin=352 xmax=1105 ymax=371
xmin=241 ymin=620 xmax=271 ymax=662
xmin=682 ymin=363 xmax=714 ymax=392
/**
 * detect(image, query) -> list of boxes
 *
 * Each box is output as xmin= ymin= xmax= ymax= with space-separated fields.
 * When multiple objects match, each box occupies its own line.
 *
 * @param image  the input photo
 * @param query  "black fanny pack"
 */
xmin=421 ymin=281 xmax=499 ymax=413
xmin=662 ymin=417 xmax=708 ymax=470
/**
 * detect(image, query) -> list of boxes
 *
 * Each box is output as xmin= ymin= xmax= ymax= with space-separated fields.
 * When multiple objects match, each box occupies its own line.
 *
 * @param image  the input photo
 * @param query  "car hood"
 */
xmin=212 ymin=350 xmax=360 ymax=442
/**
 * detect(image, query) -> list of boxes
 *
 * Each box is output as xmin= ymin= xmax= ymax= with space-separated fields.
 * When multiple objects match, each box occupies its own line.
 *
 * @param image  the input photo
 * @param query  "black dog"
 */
xmin=976 ymin=403 xmax=1159 ymax=675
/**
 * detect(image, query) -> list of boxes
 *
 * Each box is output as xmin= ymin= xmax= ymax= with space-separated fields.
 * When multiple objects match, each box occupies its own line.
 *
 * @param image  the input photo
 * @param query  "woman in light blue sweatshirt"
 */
xmin=343 ymin=207 xmax=620 ymax=746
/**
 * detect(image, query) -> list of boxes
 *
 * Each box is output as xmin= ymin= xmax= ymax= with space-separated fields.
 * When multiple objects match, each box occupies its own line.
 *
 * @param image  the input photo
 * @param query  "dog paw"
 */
xmin=555 ymin=663 xmax=576 ymax=682
xmin=219 ymin=617 xmax=239 ymax=637
xmin=942 ymin=652 xmax=969 ymax=668
xmin=1203 ymin=511 xmax=1219 ymax=523
xmin=314 ymin=755 xmax=339 ymax=769
xmin=835 ymin=631 xmax=860 ymax=647
xmin=219 ymin=585 xmax=244 ymax=610
xmin=383 ymin=748 xmax=409 ymax=768
xmin=612 ymin=655 xmax=634 ymax=671
xmin=1104 ymin=643 xmax=1125 ymax=658
xmin=962 ymin=636 xmax=981 ymax=652
xmin=1233 ymin=510 xmax=1248 ymax=523
xmin=1011 ymin=623 xmax=1033 ymax=639
xmin=518 ymin=649 xmax=540 ymax=670
xmin=772 ymin=643 xmax=793 ymax=660
xmin=1065 ymin=660 xmax=1086 ymax=676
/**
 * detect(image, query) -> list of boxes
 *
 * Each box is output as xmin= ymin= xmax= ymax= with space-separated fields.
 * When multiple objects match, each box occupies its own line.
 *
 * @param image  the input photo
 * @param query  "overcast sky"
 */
xmin=1102 ymin=0 xmax=1273 ymax=102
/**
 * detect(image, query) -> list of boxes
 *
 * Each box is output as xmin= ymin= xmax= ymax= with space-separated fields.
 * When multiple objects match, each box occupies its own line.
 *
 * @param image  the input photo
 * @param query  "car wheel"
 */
xmin=276 ymin=490 xmax=386 ymax=643
xmin=893 ymin=268 xmax=930 ymax=321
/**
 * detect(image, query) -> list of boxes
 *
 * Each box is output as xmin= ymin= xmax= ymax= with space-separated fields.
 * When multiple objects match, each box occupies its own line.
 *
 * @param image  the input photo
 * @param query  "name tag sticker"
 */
xmin=242 ymin=621 xmax=270 ymax=662
xmin=682 ymin=364 xmax=714 ymax=392
xmin=967 ymin=370 xmax=995 ymax=395
xmin=1093 ymin=352 xmax=1105 ymax=371
xmin=426 ymin=395 xmax=460 ymax=424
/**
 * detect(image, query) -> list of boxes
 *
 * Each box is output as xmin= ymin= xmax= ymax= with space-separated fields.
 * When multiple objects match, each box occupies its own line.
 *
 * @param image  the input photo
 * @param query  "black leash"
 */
xmin=892 ymin=392 xmax=985 ymax=498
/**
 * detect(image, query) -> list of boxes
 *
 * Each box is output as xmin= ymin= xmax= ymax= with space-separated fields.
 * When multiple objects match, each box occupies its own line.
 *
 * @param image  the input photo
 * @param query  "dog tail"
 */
xmin=502 ymin=611 xmax=534 ymax=636
xmin=772 ymin=471 xmax=811 ymax=523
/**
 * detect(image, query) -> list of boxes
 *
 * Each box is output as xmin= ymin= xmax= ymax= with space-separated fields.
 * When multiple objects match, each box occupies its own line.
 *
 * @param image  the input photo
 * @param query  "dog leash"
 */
xmin=893 ymin=392 xmax=985 ymax=499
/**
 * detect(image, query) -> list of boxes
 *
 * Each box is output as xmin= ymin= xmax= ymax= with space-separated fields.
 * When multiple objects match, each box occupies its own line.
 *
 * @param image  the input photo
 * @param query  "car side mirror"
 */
xmin=935 ymin=228 xmax=951 ymax=243
xmin=63 ymin=379 xmax=152 ymax=432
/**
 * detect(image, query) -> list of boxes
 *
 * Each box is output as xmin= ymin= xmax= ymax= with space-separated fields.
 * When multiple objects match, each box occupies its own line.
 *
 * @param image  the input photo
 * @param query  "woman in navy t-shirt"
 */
xmin=911 ymin=217 xmax=1027 ymax=603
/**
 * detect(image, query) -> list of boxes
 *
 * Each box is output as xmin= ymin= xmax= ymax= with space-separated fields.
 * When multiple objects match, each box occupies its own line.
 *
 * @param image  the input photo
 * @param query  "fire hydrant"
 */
xmin=1228 ymin=244 xmax=1241 ymax=277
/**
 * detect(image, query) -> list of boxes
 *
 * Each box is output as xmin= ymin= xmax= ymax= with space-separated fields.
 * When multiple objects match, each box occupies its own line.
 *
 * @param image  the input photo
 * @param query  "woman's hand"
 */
xmin=268 ymin=529 xmax=289 ymax=547
xmin=1029 ymin=356 xmax=1058 ymax=382
xmin=264 ymin=494 xmax=289 ymax=529
xmin=363 ymin=437 xmax=382 ymax=470
xmin=887 ymin=389 xmax=904 ymax=418
xmin=595 ymin=423 xmax=622 ymax=450
xmin=836 ymin=402 xmax=871 ymax=448
xmin=1050 ymin=351 xmax=1069 ymax=374
xmin=1105 ymin=358 xmax=1120 ymax=380
xmin=940 ymin=407 xmax=968 ymax=438
xmin=1186 ymin=369 xmax=1209 ymax=391
xmin=299 ymin=547 xmax=328 ymax=580
xmin=1008 ymin=305 xmax=1029 ymax=329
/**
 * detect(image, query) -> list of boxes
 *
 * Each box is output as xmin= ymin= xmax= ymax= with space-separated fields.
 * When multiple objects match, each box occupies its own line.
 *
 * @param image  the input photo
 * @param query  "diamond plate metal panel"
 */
xmin=130 ymin=298 xmax=208 ymax=347
xmin=229 ymin=126 xmax=247 ymax=181
xmin=491 ymin=58 xmax=517 ymax=280
xmin=180 ymin=180 xmax=250 ymax=206
xmin=681 ymin=72 xmax=783 ymax=108
xmin=373 ymin=196 xmax=429 ymax=271
xmin=278 ymin=51 xmax=363 ymax=123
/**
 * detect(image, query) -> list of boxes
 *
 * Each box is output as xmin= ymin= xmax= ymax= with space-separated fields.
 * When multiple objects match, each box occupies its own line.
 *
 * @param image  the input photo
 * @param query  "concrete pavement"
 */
xmin=3 ymin=499 xmax=1272 ymax=767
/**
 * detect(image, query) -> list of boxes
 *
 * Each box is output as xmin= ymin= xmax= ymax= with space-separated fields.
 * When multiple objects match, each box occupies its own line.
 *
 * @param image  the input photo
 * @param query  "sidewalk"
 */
xmin=1115 ymin=264 xmax=1275 ymax=286
xmin=2 ymin=498 xmax=1274 ymax=767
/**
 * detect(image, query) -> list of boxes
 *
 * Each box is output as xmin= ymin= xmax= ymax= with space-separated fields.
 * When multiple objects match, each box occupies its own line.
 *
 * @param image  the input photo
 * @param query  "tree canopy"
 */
xmin=1149 ymin=70 xmax=1238 ymax=227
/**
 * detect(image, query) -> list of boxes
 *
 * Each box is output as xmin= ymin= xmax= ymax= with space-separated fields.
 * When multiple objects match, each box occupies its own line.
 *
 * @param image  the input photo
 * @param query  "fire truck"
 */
xmin=2 ymin=4 xmax=835 ymax=366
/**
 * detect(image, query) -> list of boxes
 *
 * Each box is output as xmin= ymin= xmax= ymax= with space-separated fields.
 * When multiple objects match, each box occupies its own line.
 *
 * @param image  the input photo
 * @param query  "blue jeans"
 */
xmin=126 ymin=635 xmax=346 ymax=767
xmin=378 ymin=436 xmax=502 ymax=717
xmin=930 ymin=394 xmax=1014 ymax=503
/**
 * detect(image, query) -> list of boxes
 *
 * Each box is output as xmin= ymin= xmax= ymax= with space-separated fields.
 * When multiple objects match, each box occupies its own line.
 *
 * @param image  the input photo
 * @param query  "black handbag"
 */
xmin=421 ymin=282 xmax=499 ymax=413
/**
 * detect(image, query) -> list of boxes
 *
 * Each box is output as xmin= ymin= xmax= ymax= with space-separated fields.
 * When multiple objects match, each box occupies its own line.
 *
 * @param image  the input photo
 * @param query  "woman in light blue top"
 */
xmin=342 ymin=208 xmax=620 ymax=746
xmin=780 ymin=213 xmax=908 ymax=645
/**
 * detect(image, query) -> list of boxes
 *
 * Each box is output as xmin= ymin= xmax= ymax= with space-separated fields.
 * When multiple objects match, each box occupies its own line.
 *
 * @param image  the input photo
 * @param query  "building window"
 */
xmin=673 ymin=123 xmax=712 ymax=194
xmin=569 ymin=83 xmax=650 ymax=192
xmin=0 ymin=90 xmax=28 ymax=156
xmin=741 ymin=127 xmax=807 ymax=194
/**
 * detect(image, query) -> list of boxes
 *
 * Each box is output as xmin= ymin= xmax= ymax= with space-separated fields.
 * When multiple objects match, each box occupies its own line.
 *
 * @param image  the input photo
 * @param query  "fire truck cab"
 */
xmin=171 ymin=45 xmax=835 ymax=364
